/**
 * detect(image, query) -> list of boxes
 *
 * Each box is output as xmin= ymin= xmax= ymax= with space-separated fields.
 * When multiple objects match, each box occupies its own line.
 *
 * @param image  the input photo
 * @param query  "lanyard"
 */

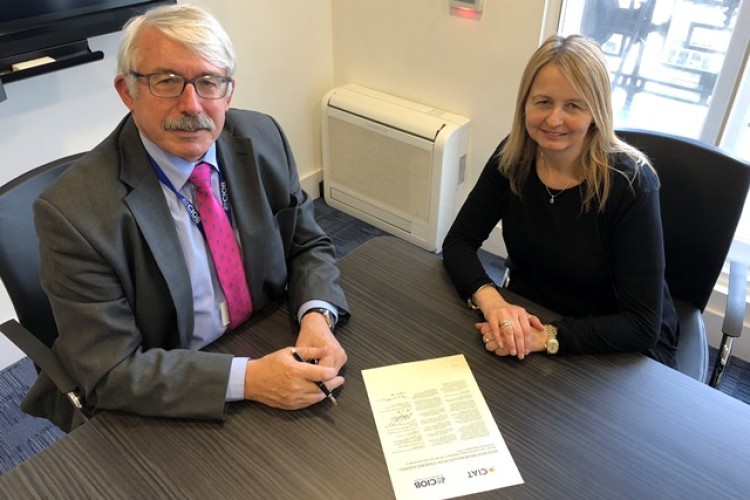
xmin=147 ymin=155 xmax=233 ymax=237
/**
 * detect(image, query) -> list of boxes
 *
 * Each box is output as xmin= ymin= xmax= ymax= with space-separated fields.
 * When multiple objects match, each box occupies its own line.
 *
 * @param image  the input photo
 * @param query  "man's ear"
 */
xmin=114 ymin=75 xmax=135 ymax=109
xmin=224 ymin=79 xmax=235 ymax=111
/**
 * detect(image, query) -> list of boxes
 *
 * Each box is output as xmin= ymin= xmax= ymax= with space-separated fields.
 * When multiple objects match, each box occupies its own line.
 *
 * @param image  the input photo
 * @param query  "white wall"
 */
xmin=331 ymin=0 xmax=547 ymax=205
xmin=331 ymin=0 xmax=548 ymax=256
xmin=187 ymin=0 xmax=334 ymax=185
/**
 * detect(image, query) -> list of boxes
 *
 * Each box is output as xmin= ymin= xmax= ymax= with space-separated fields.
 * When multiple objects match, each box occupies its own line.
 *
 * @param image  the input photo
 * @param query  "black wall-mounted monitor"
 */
xmin=0 ymin=0 xmax=176 ymax=88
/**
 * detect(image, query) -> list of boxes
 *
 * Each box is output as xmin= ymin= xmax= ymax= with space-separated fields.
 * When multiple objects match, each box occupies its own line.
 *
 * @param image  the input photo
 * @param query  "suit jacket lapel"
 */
xmin=118 ymin=119 xmax=195 ymax=344
xmin=217 ymin=132 xmax=269 ymax=307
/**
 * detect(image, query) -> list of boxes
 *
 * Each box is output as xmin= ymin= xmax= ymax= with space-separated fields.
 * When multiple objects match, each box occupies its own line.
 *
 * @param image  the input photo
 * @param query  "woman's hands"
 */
xmin=472 ymin=284 xmax=547 ymax=359
xmin=476 ymin=319 xmax=547 ymax=358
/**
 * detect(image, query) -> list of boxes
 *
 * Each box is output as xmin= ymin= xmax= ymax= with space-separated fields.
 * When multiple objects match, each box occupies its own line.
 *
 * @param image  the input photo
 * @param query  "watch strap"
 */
xmin=544 ymin=324 xmax=559 ymax=354
xmin=302 ymin=307 xmax=336 ymax=330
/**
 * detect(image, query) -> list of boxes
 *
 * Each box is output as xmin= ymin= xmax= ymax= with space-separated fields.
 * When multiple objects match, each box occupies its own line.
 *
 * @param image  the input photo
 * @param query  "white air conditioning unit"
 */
xmin=321 ymin=84 xmax=470 ymax=252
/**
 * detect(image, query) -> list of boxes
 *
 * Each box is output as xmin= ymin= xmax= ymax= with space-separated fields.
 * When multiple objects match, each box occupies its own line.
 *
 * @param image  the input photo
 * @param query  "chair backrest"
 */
xmin=0 ymin=153 xmax=85 ymax=349
xmin=617 ymin=129 xmax=750 ymax=311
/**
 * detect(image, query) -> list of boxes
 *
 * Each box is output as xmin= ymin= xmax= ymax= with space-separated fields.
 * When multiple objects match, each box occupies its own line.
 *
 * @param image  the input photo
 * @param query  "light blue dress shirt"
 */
xmin=141 ymin=136 xmax=336 ymax=402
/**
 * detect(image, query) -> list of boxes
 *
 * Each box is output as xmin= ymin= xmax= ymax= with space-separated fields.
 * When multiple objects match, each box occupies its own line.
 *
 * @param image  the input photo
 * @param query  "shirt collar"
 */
xmin=140 ymin=134 xmax=219 ymax=191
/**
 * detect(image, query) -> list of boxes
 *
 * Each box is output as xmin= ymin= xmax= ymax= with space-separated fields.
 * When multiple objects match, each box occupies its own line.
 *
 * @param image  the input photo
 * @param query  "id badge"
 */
xmin=220 ymin=301 xmax=230 ymax=328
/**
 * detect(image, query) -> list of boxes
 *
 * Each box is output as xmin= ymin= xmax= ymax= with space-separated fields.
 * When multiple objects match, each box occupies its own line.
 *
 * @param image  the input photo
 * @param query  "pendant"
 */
xmin=550 ymin=197 xmax=555 ymax=204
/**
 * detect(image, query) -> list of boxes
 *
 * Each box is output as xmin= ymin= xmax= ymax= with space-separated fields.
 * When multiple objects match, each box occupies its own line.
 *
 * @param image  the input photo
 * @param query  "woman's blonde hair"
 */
xmin=500 ymin=34 xmax=652 ymax=211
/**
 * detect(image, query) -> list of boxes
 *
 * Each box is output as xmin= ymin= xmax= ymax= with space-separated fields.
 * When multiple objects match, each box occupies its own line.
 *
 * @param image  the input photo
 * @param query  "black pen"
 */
xmin=290 ymin=348 xmax=338 ymax=405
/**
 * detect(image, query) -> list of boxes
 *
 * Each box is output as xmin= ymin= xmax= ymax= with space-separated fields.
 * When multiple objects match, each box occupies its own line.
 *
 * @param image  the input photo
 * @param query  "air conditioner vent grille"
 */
xmin=328 ymin=115 xmax=433 ymax=222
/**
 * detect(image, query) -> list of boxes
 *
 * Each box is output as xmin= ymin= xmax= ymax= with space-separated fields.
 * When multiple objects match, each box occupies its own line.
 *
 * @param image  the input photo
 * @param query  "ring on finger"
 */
xmin=500 ymin=320 xmax=513 ymax=329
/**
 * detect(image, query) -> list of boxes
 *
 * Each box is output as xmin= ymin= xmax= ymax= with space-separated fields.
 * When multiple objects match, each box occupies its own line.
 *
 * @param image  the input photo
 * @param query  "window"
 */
xmin=555 ymin=0 xmax=750 ymax=241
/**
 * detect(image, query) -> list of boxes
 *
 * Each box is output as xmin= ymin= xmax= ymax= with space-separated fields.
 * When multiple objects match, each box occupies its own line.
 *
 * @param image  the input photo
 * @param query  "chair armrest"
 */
xmin=722 ymin=260 xmax=747 ymax=339
xmin=0 ymin=319 xmax=78 ymax=395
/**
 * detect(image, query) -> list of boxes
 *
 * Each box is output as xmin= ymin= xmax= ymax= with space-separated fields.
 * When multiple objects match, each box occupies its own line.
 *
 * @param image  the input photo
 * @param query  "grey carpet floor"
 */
xmin=1 ymin=199 xmax=749 ymax=477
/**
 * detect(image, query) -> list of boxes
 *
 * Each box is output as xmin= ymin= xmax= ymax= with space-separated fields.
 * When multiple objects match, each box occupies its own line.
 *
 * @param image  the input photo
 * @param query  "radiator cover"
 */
xmin=321 ymin=84 xmax=470 ymax=252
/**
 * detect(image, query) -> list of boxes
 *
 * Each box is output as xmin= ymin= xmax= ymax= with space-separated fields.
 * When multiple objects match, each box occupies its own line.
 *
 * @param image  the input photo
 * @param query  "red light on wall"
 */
xmin=449 ymin=0 xmax=483 ymax=20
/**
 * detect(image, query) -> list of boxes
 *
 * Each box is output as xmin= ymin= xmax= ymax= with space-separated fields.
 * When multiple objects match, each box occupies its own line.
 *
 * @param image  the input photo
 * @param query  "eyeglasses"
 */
xmin=130 ymin=72 xmax=232 ymax=99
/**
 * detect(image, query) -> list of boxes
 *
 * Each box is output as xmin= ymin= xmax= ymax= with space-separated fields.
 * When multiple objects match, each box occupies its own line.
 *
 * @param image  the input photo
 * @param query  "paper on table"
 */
xmin=363 ymin=354 xmax=523 ymax=500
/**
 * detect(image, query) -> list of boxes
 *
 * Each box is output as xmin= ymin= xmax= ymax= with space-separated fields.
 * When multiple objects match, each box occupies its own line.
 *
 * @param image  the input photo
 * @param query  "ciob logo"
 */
xmin=467 ymin=466 xmax=496 ymax=478
xmin=413 ymin=475 xmax=446 ymax=489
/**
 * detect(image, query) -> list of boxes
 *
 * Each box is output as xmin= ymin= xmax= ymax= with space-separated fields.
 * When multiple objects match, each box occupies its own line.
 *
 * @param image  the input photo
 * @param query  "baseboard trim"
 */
xmin=301 ymin=169 xmax=323 ymax=200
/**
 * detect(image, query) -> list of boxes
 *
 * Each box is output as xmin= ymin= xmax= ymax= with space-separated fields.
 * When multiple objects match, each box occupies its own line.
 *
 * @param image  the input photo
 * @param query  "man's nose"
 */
xmin=177 ymin=81 xmax=203 ymax=113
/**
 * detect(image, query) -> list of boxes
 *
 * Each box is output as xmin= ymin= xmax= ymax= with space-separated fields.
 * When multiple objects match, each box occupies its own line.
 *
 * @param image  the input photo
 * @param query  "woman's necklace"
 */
xmin=545 ymin=182 xmax=573 ymax=204
xmin=540 ymin=152 xmax=575 ymax=204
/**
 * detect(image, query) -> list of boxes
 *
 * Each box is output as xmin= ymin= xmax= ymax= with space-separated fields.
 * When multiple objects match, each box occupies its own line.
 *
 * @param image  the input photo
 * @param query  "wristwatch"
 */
xmin=544 ymin=324 xmax=559 ymax=355
xmin=302 ymin=307 xmax=336 ymax=331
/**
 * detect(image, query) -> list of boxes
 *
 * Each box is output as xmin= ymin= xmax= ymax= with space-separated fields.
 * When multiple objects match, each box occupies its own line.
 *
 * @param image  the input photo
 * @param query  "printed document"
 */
xmin=362 ymin=354 xmax=523 ymax=499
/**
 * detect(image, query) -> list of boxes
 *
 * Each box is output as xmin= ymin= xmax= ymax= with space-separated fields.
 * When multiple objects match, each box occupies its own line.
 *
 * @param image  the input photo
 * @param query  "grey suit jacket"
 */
xmin=23 ymin=109 xmax=349 ymax=431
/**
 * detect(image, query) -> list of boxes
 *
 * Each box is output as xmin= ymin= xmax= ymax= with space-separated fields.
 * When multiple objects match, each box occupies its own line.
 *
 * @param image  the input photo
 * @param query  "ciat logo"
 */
xmin=413 ymin=475 xmax=446 ymax=489
xmin=467 ymin=466 xmax=496 ymax=478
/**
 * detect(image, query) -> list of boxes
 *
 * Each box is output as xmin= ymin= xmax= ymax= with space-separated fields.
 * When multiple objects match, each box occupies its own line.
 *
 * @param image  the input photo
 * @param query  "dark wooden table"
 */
xmin=1 ymin=236 xmax=749 ymax=499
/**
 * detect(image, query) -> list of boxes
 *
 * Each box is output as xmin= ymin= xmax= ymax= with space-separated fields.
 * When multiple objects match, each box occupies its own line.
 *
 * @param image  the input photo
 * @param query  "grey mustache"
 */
xmin=163 ymin=115 xmax=215 ymax=131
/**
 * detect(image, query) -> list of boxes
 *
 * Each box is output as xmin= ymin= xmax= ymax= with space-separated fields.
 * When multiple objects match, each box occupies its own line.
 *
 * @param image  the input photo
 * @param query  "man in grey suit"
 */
xmin=23 ymin=4 xmax=349 ymax=432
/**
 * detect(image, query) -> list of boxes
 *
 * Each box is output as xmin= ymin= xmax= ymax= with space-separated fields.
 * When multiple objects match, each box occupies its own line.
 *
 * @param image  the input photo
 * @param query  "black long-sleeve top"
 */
xmin=442 ymin=144 xmax=678 ymax=366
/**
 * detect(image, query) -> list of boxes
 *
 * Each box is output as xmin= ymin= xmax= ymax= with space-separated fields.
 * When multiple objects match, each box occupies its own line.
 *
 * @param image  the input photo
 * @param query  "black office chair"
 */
xmin=618 ymin=129 xmax=750 ymax=387
xmin=0 ymin=152 xmax=90 ymax=423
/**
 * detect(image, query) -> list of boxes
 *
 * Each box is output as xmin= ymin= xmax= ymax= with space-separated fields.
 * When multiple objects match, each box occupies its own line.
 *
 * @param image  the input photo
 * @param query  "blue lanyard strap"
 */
xmin=147 ymin=155 xmax=233 ymax=235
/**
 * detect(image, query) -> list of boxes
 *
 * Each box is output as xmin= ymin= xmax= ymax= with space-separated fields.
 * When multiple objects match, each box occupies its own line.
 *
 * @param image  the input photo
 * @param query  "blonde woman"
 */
xmin=442 ymin=34 xmax=677 ymax=366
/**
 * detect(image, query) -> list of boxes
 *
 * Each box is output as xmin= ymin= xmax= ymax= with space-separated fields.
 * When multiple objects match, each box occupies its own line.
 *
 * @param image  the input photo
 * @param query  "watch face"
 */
xmin=547 ymin=338 xmax=559 ymax=354
xmin=322 ymin=310 xmax=335 ymax=330
xmin=304 ymin=308 xmax=335 ymax=330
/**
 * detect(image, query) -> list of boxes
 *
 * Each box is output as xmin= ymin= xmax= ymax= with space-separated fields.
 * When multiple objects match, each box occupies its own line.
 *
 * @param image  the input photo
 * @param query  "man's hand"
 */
xmin=243 ymin=346 xmax=344 ymax=409
xmin=241 ymin=312 xmax=348 ymax=409
xmin=296 ymin=311 xmax=348 ymax=371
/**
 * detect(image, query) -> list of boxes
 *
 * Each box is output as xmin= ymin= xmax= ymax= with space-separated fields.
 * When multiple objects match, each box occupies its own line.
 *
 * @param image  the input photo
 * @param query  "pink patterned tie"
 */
xmin=189 ymin=162 xmax=252 ymax=330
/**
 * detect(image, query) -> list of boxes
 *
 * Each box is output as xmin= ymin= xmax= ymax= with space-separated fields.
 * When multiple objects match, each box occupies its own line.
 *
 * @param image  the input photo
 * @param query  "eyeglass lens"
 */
xmin=148 ymin=74 xmax=229 ymax=98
